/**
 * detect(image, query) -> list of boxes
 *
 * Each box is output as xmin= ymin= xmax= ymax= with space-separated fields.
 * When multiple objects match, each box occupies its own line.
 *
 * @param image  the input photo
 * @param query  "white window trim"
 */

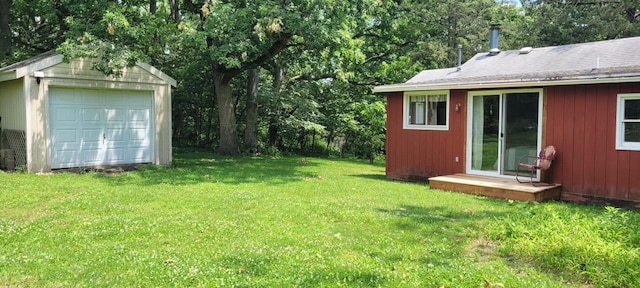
xmin=616 ymin=93 xmax=640 ymax=151
xmin=403 ymin=90 xmax=449 ymax=130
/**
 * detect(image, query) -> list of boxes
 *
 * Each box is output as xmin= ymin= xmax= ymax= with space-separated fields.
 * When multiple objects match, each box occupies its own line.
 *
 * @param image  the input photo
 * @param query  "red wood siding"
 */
xmin=386 ymin=83 xmax=640 ymax=203
xmin=385 ymin=90 xmax=466 ymax=181
xmin=545 ymin=83 xmax=640 ymax=202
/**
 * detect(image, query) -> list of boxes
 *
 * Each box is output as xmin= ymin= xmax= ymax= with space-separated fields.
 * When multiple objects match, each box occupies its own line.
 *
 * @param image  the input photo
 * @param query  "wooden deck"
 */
xmin=428 ymin=174 xmax=562 ymax=202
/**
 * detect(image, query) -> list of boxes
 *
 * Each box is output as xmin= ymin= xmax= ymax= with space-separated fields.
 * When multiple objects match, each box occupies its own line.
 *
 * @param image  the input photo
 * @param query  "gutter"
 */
xmin=373 ymin=76 xmax=640 ymax=93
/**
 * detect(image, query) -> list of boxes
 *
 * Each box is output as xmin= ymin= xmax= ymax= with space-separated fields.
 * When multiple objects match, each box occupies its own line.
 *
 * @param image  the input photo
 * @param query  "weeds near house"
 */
xmin=486 ymin=201 xmax=640 ymax=287
xmin=1 ymin=152 xmax=639 ymax=287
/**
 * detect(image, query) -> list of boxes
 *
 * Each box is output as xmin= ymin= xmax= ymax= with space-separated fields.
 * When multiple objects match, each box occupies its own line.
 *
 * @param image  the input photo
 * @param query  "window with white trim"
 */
xmin=616 ymin=94 xmax=640 ymax=150
xmin=404 ymin=91 xmax=449 ymax=130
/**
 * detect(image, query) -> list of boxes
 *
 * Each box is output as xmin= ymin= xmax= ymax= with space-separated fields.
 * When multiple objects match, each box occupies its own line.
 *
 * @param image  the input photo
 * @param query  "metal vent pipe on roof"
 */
xmin=457 ymin=44 xmax=462 ymax=71
xmin=489 ymin=24 xmax=501 ymax=56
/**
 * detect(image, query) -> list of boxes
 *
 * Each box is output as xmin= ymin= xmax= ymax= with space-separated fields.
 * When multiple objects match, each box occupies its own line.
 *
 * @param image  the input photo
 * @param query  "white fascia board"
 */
xmin=14 ymin=54 xmax=64 ymax=79
xmin=136 ymin=62 xmax=177 ymax=87
xmin=0 ymin=71 xmax=17 ymax=82
xmin=373 ymin=76 xmax=640 ymax=93
xmin=373 ymin=84 xmax=448 ymax=93
xmin=44 ymin=73 xmax=170 ymax=86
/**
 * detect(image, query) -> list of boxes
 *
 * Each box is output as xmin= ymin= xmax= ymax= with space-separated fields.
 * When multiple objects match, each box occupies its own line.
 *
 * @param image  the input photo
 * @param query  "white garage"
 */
xmin=0 ymin=51 xmax=175 ymax=172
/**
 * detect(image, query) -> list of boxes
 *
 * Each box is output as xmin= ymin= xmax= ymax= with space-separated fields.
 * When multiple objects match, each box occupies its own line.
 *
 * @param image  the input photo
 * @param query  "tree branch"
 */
xmin=17 ymin=39 xmax=48 ymax=53
xmin=221 ymin=34 xmax=292 ymax=82
xmin=289 ymin=73 xmax=335 ymax=82
xmin=354 ymin=31 xmax=382 ymax=39
xmin=364 ymin=53 xmax=388 ymax=64
xmin=347 ymin=79 xmax=383 ymax=86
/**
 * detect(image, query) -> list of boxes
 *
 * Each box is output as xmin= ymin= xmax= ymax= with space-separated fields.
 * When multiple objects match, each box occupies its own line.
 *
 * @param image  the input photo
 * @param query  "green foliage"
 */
xmin=518 ymin=0 xmax=640 ymax=46
xmin=57 ymin=2 xmax=161 ymax=76
xmin=4 ymin=0 xmax=640 ymax=157
xmin=485 ymin=201 xmax=640 ymax=287
xmin=57 ymin=32 xmax=143 ymax=77
xmin=342 ymin=99 xmax=386 ymax=161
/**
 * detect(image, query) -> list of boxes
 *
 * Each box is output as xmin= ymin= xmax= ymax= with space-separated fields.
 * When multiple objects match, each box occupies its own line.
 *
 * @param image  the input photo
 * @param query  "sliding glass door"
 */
xmin=470 ymin=94 xmax=500 ymax=173
xmin=467 ymin=90 xmax=542 ymax=178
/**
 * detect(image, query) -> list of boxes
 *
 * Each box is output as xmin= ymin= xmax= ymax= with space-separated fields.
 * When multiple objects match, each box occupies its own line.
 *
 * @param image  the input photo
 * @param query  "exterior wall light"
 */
xmin=33 ymin=71 xmax=44 ymax=85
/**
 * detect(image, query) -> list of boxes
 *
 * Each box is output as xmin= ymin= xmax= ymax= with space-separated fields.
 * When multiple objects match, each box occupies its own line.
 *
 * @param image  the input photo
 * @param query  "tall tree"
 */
xmin=0 ymin=0 xmax=11 ymax=57
xmin=244 ymin=68 xmax=259 ymax=152
xmin=519 ymin=0 xmax=640 ymax=46
xmin=4 ymin=0 xmax=532 ymax=157
xmin=177 ymin=0 xmax=370 ymax=155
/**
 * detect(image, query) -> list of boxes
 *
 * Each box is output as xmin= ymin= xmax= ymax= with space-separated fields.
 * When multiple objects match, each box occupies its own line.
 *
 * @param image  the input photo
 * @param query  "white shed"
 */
xmin=0 ymin=51 xmax=176 ymax=172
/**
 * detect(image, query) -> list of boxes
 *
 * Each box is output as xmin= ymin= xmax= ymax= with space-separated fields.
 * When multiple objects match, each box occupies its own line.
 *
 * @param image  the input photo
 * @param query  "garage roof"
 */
xmin=0 ymin=50 xmax=176 ymax=87
xmin=374 ymin=36 xmax=640 ymax=92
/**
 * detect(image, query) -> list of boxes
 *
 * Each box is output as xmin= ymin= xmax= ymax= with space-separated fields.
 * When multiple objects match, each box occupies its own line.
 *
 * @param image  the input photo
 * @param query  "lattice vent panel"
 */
xmin=1 ymin=129 xmax=27 ymax=167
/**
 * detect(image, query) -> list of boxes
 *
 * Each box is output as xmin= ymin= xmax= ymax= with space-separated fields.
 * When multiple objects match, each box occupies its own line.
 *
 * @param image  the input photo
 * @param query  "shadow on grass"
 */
xmin=92 ymin=153 xmax=320 ymax=187
xmin=294 ymin=268 xmax=386 ymax=287
xmin=378 ymin=204 xmax=510 ymax=255
xmin=381 ymin=203 xmax=494 ymax=218
xmin=349 ymin=173 xmax=390 ymax=181
xmin=216 ymin=254 xmax=273 ymax=278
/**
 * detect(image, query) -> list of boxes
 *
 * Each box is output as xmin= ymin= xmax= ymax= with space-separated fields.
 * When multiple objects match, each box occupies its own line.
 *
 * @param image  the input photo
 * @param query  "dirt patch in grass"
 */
xmin=467 ymin=237 xmax=498 ymax=263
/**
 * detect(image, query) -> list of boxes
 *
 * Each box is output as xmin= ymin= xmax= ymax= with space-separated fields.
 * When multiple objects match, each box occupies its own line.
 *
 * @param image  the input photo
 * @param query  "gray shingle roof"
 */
xmin=0 ymin=50 xmax=58 ymax=73
xmin=374 ymin=36 xmax=640 ymax=92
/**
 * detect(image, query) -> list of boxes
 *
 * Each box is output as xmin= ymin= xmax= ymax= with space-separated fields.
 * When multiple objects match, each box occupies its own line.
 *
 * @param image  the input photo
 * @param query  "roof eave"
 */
xmin=14 ymin=54 xmax=64 ymax=79
xmin=136 ymin=62 xmax=177 ymax=87
xmin=0 ymin=70 xmax=17 ymax=82
xmin=373 ymin=75 xmax=640 ymax=93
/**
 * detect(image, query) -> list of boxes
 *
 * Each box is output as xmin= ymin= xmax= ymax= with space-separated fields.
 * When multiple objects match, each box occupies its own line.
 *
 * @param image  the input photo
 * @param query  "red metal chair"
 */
xmin=515 ymin=145 xmax=556 ymax=186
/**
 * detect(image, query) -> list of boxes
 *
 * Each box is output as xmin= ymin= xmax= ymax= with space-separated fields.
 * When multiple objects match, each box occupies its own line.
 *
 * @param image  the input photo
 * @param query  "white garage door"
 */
xmin=49 ymin=88 xmax=153 ymax=169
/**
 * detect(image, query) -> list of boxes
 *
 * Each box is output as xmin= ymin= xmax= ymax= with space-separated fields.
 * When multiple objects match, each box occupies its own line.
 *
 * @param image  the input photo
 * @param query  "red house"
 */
xmin=374 ymin=33 xmax=640 ymax=206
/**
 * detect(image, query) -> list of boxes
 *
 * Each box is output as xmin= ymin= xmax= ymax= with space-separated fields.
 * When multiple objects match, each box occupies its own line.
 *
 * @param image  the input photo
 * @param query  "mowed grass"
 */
xmin=1 ymin=153 xmax=639 ymax=287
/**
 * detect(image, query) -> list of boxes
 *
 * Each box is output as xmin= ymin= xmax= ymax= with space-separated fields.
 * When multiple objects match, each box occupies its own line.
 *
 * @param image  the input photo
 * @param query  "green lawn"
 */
xmin=1 ymin=153 xmax=639 ymax=287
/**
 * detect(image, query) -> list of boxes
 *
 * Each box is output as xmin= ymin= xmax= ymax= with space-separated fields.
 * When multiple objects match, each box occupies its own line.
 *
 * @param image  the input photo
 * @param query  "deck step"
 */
xmin=428 ymin=174 xmax=561 ymax=202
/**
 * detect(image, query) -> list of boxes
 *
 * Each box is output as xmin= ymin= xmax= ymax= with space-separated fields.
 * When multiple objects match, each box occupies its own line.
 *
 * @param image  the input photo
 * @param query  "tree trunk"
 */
xmin=194 ymin=105 xmax=203 ymax=146
xmin=244 ymin=68 xmax=259 ymax=153
xmin=0 ymin=0 xmax=12 ymax=56
xmin=169 ymin=0 xmax=180 ymax=21
xmin=266 ymin=62 xmax=286 ymax=149
xmin=298 ymin=128 xmax=306 ymax=150
xmin=213 ymin=71 xmax=239 ymax=155
xmin=150 ymin=0 xmax=157 ymax=14
xmin=267 ymin=122 xmax=279 ymax=147
xmin=326 ymin=131 xmax=334 ymax=149
xmin=206 ymin=92 xmax=216 ymax=148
